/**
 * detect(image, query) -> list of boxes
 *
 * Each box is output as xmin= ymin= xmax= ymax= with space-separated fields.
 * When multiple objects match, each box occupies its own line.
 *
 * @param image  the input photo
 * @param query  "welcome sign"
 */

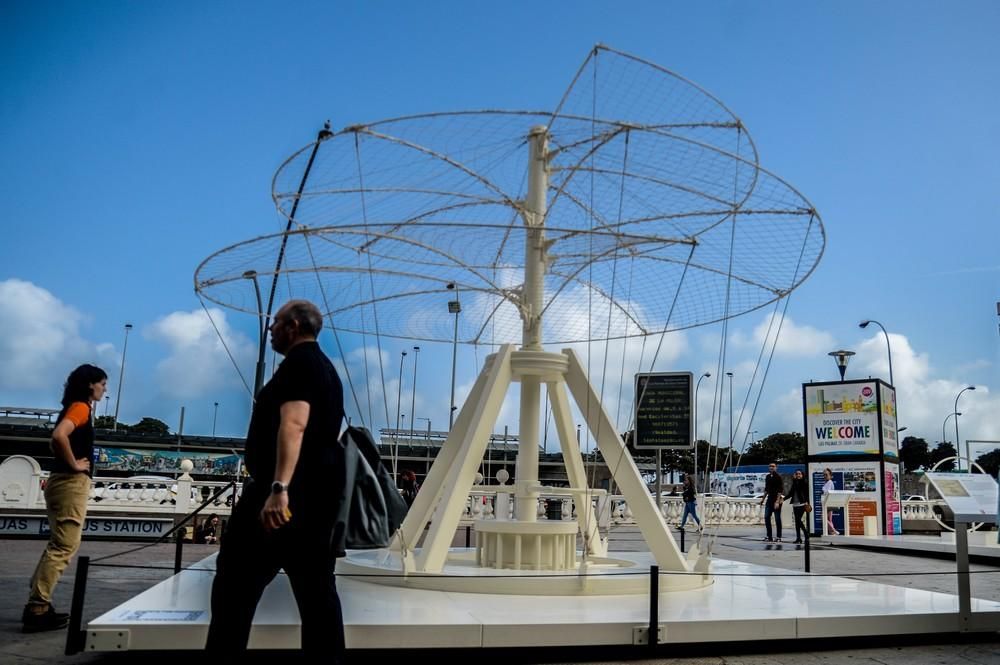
xmin=804 ymin=382 xmax=880 ymax=455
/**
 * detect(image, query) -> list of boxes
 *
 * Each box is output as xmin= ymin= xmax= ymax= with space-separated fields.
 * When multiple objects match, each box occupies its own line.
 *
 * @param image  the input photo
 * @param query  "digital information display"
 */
xmin=634 ymin=372 xmax=693 ymax=450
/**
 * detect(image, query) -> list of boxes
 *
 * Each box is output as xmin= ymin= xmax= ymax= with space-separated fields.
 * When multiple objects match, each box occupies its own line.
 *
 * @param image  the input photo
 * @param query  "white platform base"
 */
xmin=826 ymin=533 xmax=1000 ymax=560
xmin=84 ymin=549 xmax=1000 ymax=651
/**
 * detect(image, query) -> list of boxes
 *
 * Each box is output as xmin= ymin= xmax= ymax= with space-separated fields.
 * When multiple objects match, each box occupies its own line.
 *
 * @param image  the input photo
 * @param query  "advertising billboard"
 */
xmin=804 ymin=382 xmax=880 ymax=456
xmin=808 ymin=460 xmax=882 ymax=534
xmin=95 ymin=447 xmax=243 ymax=476
xmin=708 ymin=471 xmax=769 ymax=497
xmin=884 ymin=462 xmax=901 ymax=534
xmin=880 ymin=383 xmax=899 ymax=460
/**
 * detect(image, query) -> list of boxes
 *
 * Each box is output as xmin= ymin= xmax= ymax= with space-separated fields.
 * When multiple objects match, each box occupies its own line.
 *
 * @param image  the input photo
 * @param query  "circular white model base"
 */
xmin=338 ymin=547 xmax=713 ymax=596
xmin=475 ymin=519 xmax=579 ymax=570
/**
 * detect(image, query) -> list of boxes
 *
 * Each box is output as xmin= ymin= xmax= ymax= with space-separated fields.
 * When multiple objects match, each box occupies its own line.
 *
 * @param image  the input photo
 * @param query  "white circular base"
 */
xmin=338 ymin=548 xmax=713 ymax=596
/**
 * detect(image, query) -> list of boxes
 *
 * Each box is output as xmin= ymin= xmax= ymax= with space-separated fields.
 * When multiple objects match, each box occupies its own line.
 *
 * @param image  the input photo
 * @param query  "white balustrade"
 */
xmin=1 ymin=456 xmax=948 ymax=531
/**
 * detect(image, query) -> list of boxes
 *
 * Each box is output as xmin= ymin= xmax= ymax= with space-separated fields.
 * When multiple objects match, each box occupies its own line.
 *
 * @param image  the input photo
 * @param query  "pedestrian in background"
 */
xmin=679 ymin=474 xmax=701 ymax=530
xmin=760 ymin=462 xmax=784 ymax=542
xmin=786 ymin=469 xmax=810 ymax=544
xmin=24 ymin=364 xmax=107 ymax=633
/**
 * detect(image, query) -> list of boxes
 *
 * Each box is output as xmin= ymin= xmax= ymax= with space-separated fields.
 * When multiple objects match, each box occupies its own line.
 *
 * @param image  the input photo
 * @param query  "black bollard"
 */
xmin=679 ymin=525 xmax=685 ymax=553
xmin=648 ymin=565 xmax=659 ymax=649
xmin=65 ymin=555 xmax=89 ymax=655
xmin=465 ymin=525 xmax=471 ymax=548
xmin=804 ymin=523 xmax=811 ymax=573
xmin=174 ymin=530 xmax=184 ymax=574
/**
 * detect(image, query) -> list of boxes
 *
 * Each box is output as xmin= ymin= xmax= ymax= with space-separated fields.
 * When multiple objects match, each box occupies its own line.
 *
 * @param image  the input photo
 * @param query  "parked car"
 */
xmin=902 ymin=494 xmax=928 ymax=501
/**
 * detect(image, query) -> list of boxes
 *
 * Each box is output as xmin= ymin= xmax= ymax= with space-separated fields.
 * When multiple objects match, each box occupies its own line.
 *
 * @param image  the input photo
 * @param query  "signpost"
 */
xmin=634 ymin=372 xmax=693 ymax=514
xmin=922 ymin=472 xmax=999 ymax=631
xmin=634 ymin=372 xmax=694 ymax=450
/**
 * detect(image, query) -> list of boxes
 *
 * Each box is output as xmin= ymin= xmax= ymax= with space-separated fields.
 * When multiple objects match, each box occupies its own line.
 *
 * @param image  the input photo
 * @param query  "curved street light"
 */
xmin=694 ymin=372 xmax=711 ymax=489
xmin=943 ymin=412 xmax=961 ymax=449
xmin=859 ymin=320 xmax=893 ymax=387
xmin=954 ymin=386 xmax=976 ymax=471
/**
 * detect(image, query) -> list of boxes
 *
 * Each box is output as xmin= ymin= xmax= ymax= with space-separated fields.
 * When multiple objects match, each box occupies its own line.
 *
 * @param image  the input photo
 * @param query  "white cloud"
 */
xmin=841 ymin=331 xmax=1000 ymax=454
xmin=146 ymin=308 xmax=255 ymax=399
xmin=0 ymin=279 xmax=118 ymax=395
xmin=732 ymin=312 xmax=835 ymax=357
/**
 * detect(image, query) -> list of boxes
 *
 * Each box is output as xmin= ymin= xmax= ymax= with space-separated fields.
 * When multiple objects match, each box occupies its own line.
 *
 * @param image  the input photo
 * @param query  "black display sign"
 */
xmin=634 ymin=372 xmax=693 ymax=449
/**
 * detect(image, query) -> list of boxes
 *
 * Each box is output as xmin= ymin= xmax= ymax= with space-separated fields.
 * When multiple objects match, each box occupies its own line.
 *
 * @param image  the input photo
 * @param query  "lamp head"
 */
xmin=828 ymin=349 xmax=855 ymax=380
xmin=242 ymin=269 xmax=257 ymax=279
xmin=859 ymin=320 xmax=871 ymax=329
xmin=702 ymin=372 xmax=711 ymax=378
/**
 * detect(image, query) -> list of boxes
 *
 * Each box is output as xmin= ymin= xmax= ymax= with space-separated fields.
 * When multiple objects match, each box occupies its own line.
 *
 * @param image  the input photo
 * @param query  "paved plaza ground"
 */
xmin=1 ymin=526 xmax=998 ymax=664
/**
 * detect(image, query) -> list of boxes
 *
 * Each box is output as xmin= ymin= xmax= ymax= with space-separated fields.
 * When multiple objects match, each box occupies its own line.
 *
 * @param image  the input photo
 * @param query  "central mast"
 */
xmin=514 ymin=126 xmax=549 ymax=521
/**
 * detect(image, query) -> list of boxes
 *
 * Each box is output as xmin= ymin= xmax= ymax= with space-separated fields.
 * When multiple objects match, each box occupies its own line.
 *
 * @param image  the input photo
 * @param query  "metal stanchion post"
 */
xmin=648 ymin=565 xmax=659 ymax=649
xmin=803 ymin=512 xmax=811 ymax=573
xmin=956 ymin=521 xmax=971 ymax=631
xmin=175 ymin=531 xmax=184 ymax=574
xmin=465 ymin=525 xmax=471 ymax=548
xmin=65 ymin=555 xmax=90 ymax=655
xmin=679 ymin=525 xmax=685 ymax=553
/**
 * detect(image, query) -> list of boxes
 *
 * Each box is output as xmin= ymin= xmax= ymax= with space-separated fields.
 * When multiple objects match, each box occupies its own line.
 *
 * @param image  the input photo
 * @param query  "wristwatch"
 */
xmin=271 ymin=481 xmax=289 ymax=494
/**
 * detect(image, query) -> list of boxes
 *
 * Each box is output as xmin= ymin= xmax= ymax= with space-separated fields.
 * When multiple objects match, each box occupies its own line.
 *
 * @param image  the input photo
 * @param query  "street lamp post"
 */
xmin=416 ymin=417 xmax=431 ymax=443
xmin=954 ymin=386 xmax=976 ymax=471
xmin=943 ymin=412 xmax=960 ymax=449
xmin=694 ymin=372 xmax=711 ymax=490
xmin=726 ymin=372 xmax=734 ymax=451
xmin=409 ymin=346 xmax=420 ymax=452
xmin=859 ymin=320 xmax=893 ymax=387
xmin=112 ymin=323 xmax=133 ymax=432
xmin=446 ymin=283 xmax=461 ymax=430
xmin=828 ymin=350 xmax=855 ymax=381
xmin=243 ymin=270 xmax=267 ymax=397
xmin=212 ymin=402 xmax=219 ymax=437
xmin=393 ymin=350 xmax=407 ymax=477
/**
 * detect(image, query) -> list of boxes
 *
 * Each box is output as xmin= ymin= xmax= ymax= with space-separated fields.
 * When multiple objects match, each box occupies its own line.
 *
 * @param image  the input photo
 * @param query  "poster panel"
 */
xmin=95 ymin=447 xmax=243 ymax=476
xmin=805 ymin=382 xmax=880 ymax=455
xmin=884 ymin=462 xmax=901 ymax=534
xmin=708 ymin=471 xmax=769 ymax=497
xmin=880 ymin=383 xmax=899 ymax=460
xmin=808 ymin=460 xmax=882 ymax=534
xmin=848 ymin=499 xmax=878 ymax=535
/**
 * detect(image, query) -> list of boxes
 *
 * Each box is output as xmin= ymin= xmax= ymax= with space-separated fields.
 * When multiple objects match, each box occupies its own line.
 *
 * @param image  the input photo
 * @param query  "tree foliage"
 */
xmin=129 ymin=417 xmax=171 ymax=435
xmin=899 ymin=436 xmax=930 ymax=472
xmin=929 ymin=441 xmax=957 ymax=471
xmin=739 ymin=433 xmax=806 ymax=465
xmin=93 ymin=415 xmax=119 ymax=430
xmin=975 ymin=448 xmax=1000 ymax=477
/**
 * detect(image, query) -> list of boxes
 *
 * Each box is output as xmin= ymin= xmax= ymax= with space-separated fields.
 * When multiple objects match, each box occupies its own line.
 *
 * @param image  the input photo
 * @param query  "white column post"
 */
xmin=514 ymin=126 xmax=549 ymax=522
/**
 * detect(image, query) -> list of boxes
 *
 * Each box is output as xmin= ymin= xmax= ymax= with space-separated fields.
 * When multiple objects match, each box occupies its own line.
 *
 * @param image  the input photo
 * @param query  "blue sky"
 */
xmin=2 ymin=2 xmax=998 ymax=459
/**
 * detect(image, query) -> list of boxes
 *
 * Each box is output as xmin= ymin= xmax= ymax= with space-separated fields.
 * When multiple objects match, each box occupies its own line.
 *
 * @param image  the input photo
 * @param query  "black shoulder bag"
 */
xmin=330 ymin=425 xmax=409 ymax=556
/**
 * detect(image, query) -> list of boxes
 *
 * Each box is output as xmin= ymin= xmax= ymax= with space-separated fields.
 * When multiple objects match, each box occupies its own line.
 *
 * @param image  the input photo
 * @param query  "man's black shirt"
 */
xmin=244 ymin=341 xmax=345 ymax=491
xmin=764 ymin=471 xmax=784 ymax=499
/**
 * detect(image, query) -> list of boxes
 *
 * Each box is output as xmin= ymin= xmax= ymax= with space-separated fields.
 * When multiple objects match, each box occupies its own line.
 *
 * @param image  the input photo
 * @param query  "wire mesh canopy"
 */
xmin=195 ymin=45 xmax=824 ymax=345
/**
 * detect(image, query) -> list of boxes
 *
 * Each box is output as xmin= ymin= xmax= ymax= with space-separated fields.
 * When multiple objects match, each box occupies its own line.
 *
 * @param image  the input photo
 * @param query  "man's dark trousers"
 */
xmin=205 ymin=482 xmax=345 ymax=658
xmin=763 ymin=500 xmax=782 ymax=540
